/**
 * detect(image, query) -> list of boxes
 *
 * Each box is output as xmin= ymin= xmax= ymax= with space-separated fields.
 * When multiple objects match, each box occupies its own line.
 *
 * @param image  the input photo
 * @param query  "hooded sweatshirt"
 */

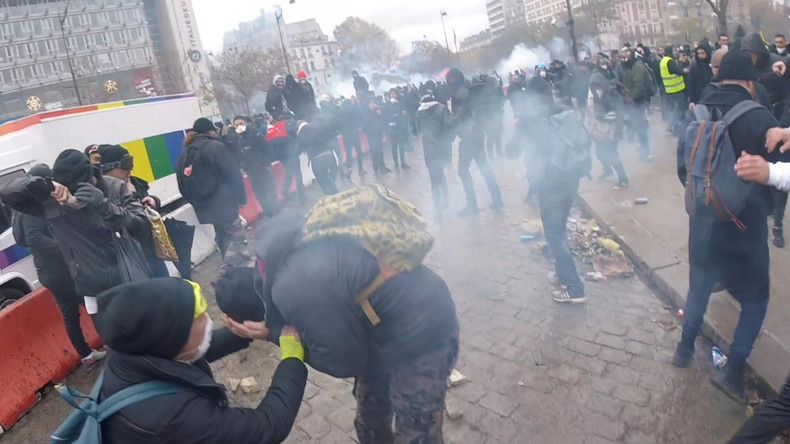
xmin=688 ymin=39 xmax=714 ymax=104
xmin=741 ymin=32 xmax=790 ymax=121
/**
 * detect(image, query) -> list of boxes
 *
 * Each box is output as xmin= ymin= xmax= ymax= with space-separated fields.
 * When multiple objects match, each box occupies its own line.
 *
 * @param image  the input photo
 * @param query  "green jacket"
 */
xmin=622 ymin=62 xmax=650 ymax=104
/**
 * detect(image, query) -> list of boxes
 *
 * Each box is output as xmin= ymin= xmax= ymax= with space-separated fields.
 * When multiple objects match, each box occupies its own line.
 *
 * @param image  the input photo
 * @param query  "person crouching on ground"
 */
xmin=92 ymin=278 xmax=307 ymax=443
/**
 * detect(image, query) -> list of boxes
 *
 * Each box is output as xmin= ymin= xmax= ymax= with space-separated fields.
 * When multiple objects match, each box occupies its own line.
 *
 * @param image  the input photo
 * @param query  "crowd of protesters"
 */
xmin=7 ymin=27 xmax=790 ymax=443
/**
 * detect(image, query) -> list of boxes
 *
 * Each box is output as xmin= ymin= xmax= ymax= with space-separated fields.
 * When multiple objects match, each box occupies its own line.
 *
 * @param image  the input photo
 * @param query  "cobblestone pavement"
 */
xmin=2 ymin=138 xmax=752 ymax=444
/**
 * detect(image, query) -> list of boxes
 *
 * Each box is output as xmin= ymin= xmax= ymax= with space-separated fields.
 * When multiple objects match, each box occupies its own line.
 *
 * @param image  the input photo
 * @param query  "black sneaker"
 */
xmin=552 ymin=289 xmax=586 ymax=303
xmin=458 ymin=206 xmax=479 ymax=217
xmin=773 ymin=228 xmax=785 ymax=248
xmin=671 ymin=342 xmax=694 ymax=368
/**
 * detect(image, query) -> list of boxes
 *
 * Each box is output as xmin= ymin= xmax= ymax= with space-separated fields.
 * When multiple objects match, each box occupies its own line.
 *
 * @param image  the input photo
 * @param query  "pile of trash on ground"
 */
xmin=518 ymin=217 xmax=634 ymax=279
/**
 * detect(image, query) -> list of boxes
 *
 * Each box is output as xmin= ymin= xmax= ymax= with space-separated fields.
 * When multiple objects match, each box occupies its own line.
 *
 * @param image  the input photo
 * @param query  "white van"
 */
xmin=0 ymin=93 xmax=217 ymax=308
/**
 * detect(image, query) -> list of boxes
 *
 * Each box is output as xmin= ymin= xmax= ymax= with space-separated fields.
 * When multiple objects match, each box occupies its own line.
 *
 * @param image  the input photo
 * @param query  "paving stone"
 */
xmin=627 ymin=327 xmax=658 ymax=345
xmin=598 ymin=347 xmax=632 ymax=365
xmin=298 ymin=413 xmax=332 ymax=439
xmin=603 ymin=363 xmax=641 ymax=385
xmin=612 ymin=384 xmax=651 ymax=406
xmin=579 ymin=410 xmax=626 ymax=441
xmin=594 ymin=332 xmax=627 ymax=350
xmin=479 ymin=391 xmax=520 ymax=417
xmin=566 ymin=337 xmax=603 ymax=357
xmin=552 ymin=365 xmax=585 ymax=385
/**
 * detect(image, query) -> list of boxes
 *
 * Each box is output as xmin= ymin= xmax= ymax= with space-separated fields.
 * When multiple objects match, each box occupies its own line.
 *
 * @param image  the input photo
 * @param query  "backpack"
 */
xmin=176 ymin=143 xmax=217 ymax=200
xmin=681 ymin=100 xmax=762 ymax=230
xmin=300 ymin=184 xmax=433 ymax=325
xmin=547 ymin=109 xmax=593 ymax=178
xmin=643 ymin=62 xmax=659 ymax=98
xmin=50 ymin=370 xmax=184 ymax=444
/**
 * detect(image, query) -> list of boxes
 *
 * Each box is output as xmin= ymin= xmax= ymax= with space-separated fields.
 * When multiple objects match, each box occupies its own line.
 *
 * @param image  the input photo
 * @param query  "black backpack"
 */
xmin=176 ymin=142 xmax=218 ymax=201
xmin=681 ymin=100 xmax=762 ymax=230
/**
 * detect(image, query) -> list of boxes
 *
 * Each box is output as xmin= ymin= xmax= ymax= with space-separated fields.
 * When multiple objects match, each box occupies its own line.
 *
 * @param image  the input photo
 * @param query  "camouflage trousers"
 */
xmin=214 ymin=217 xmax=253 ymax=271
xmin=354 ymin=335 xmax=459 ymax=444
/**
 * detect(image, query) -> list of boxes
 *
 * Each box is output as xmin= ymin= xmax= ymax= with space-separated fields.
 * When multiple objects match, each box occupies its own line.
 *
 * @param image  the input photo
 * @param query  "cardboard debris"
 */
xmin=593 ymin=251 xmax=634 ymax=278
xmin=652 ymin=319 xmax=678 ymax=331
xmin=449 ymin=369 xmax=469 ymax=387
xmin=240 ymin=377 xmax=259 ymax=394
xmin=228 ymin=378 xmax=241 ymax=393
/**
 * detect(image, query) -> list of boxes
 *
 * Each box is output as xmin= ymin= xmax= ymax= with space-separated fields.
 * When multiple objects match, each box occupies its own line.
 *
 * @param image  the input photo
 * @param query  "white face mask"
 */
xmin=390 ymin=97 xmax=397 ymax=103
xmin=778 ymin=47 xmax=786 ymax=55
xmin=600 ymin=64 xmax=608 ymax=70
xmin=539 ymin=71 xmax=547 ymax=78
xmin=180 ymin=316 xmax=213 ymax=363
xmin=235 ymin=125 xmax=246 ymax=134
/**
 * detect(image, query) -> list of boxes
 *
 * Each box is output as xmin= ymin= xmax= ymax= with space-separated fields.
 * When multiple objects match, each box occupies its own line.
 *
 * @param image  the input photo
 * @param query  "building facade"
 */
xmin=487 ymin=0 xmax=526 ymax=37
xmin=460 ymin=29 xmax=493 ymax=52
xmin=0 ymin=0 xmax=157 ymax=121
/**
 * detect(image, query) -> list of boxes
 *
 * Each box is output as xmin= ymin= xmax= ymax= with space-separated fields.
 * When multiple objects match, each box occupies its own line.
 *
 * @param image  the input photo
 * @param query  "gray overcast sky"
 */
xmin=191 ymin=0 xmax=490 ymax=54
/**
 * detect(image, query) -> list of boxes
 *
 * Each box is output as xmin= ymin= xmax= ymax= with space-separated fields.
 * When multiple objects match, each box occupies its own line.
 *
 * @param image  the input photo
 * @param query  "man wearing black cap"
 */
xmin=673 ymin=50 xmax=790 ymax=403
xmin=97 ymin=144 xmax=169 ymax=278
xmin=0 ymin=149 xmax=150 ymax=314
xmin=92 ymin=278 xmax=307 ymax=443
xmin=12 ymin=164 xmax=106 ymax=365
xmin=177 ymin=118 xmax=248 ymax=266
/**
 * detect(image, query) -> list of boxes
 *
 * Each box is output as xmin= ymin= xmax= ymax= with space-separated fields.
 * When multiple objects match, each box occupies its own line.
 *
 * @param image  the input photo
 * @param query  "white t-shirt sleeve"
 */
xmin=768 ymin=162 xmax=790 ymax=192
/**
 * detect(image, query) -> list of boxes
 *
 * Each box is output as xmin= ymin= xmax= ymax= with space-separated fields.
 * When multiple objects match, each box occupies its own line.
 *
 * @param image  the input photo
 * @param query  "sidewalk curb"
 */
xmin=577 ymin=195 xmax=782 ymax=396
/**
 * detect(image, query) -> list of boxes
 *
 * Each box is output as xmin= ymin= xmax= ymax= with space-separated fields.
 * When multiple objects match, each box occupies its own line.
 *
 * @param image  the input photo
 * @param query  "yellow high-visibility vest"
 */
xmin=660 ymin=56 xmax=686 ymax=94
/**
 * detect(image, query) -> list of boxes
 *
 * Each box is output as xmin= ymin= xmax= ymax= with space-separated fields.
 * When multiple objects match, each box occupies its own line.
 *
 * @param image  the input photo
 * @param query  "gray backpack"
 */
xmin=681 ymin=100 xmax=762 ymax=230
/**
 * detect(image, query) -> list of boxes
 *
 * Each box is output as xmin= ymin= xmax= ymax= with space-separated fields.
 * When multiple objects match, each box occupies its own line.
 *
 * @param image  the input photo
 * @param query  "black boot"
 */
xmin=671 ymin=341 xmax=695 ymax=368
xmin=711 ymin=357 xmax=746 ymax=404
xmin=773 ymin=227 xmax=785 ymax=248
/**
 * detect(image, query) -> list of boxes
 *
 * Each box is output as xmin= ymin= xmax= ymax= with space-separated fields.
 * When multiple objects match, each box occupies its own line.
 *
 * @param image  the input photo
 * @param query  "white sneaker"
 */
xmin=81 ymin=349 xmax=107 ymax=365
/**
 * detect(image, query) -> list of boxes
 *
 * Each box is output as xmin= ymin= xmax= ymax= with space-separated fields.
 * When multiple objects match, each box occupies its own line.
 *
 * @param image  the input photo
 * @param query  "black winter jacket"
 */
xmin=1 ymin=175 xmax=147 ymax=296
xmin=177 ymin=134 xmax=246 ymax=226
xmin=238 ymin=128 xmax=274 ymax=170
xmin=285 ymin=75 xmax=317 ymax=120
xmin=99 ymin=328 xmax=307 ymax=444
xmin=265 ymin=85 xmax=289 ymax=118
xmin=12 ymin=212 xmax=71 ymax=288
xmin=742 ymin=33 xmax=790 ymax=123
xmin=417 ymin=99 xmax=455 ymax=164
xmin=296 ymin=111 xmax=338 ymax=160
xmin=688 ymin=58 xmax=713 ymax=104
xmin=258 ymin=228 xmax=458 ymax=378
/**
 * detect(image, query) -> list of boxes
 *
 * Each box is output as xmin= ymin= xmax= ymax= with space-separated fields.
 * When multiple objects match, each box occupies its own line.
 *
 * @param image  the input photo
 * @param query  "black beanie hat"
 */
xmin=718 ymin=50 xmax=759 ymax=81
xmin=215 ymin=267 xmax=266 ymax=323
xmin=193 ymin=117 xmax=215 ymax=134
xmin=52 ymin=149 xmax=94 ymax=190
xmin=28 ymin=163 xmax=52 ymax=178
xmin=95 ymin=278 xmax=196 ymax=359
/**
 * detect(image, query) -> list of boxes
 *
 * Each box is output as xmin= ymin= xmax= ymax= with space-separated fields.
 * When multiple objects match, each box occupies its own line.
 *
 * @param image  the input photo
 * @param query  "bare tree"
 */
xmin=213 ymin=47 xmax=285 ymax=115
xmin=704 ymin=0 xmax=730 ymax=37
xmin=157 ymin=51 xmax=189 ymax=94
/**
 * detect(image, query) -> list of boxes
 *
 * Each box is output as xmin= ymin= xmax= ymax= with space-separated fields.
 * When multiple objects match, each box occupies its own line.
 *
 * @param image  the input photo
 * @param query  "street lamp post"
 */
xmin=57 ymin=0 xmax=82 ymax=105
xmin=565 ymin=0 xmax=579 ymax=63
xmin=440 ymin=10 xmax=451 ymax=53
xmin=274 ymin=5 xmax=292 ymax=75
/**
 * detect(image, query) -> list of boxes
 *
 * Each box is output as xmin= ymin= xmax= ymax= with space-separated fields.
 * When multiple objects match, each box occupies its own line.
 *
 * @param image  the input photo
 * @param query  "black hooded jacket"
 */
xmin=98 ymin=328 xmax=307 ymax=444
xmin=447 ymin=68 xmax=485 ymax=139
xmin=742 ymin=32 xmax=790 ymax=122
xmin=254 ymin=213 xmax=458 ymax=378
xmin=284 ymin=75 xmax=317 ymax=120
xmin=177 ymin=133 xmax=246 ymax=226
xmin=688 ymin=40 xmax=714 ymax=104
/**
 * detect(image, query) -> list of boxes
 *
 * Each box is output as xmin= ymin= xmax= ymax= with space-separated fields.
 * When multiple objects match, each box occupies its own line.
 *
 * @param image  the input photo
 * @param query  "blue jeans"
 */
xmin=538 ymin=178 xmax=584 ymax=297
xmin=681 ymin=262 xmax=769 ymax=363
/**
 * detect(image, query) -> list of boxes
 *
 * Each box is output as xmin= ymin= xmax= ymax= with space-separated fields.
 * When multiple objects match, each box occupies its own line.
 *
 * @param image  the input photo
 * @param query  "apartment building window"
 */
xmin=97 ymin=11 xmax=109 ymax=25
xmin=0 ymin=70 xmax=6 ymax=85
xmin=26 ymin=42 xmax=40 ymax=58
xmin=19 ymin=20 xmax=31 ymax=34
xmin=108 ymin=10 xmax=119 ymax=24
xmin=30 ymin=64 xmax=43 ymax=79
xmin=5 ymin=45 xmax=20 ymax=61
xmin=121 ymin=29 xmax=131 ymax=44
xmin=11 ymin=67 xmax=24 ymax=83
xmin=0 ymin=23 xmax=10 ymax=40
xmin=124 ymin=9 xmax=138 ymax=23
xmin=50 ymin=60 xmax=65 ymax=74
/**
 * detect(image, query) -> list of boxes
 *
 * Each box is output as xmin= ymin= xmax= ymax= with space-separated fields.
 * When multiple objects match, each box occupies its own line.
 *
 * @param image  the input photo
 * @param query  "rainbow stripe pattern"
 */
xmin=0 ymin=244 xmax=30 ymax=269
xmin=122 ymin=130 xmax=186 ymax=183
